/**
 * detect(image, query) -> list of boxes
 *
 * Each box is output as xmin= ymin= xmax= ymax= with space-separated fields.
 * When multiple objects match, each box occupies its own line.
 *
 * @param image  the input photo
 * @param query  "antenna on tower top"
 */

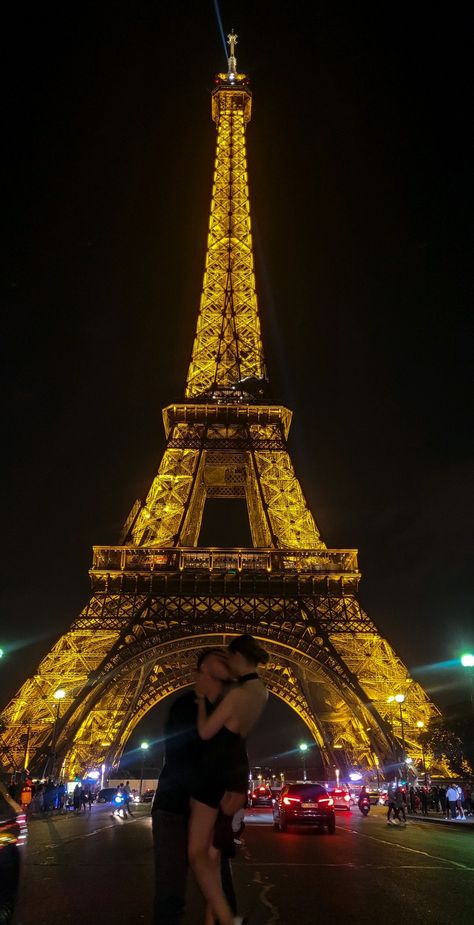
xmin=227 ymin=30 xmax=238 ymax=78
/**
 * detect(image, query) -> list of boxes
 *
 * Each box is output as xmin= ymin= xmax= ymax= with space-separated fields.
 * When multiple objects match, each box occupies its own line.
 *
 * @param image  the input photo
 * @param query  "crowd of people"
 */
xmin=8 ymin=776 xmax=97 ymax=816
xmin=385 ymin=780 xmax=472 ymax=823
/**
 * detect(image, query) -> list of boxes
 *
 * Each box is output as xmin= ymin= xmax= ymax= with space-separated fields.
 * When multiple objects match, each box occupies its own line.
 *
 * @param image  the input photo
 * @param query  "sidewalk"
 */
xmin=406 ymin=810 xmax=474 ymax=828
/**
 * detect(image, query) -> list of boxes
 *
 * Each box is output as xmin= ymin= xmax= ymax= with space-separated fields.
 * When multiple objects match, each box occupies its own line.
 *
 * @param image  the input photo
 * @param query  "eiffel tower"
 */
xmin=1 ymin=34 xmax=440 ymax=781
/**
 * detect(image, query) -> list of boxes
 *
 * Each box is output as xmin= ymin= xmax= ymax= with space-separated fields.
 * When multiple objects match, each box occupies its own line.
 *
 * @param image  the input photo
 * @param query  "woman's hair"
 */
xmin=228 ymin=634 xmax=269 ymax=666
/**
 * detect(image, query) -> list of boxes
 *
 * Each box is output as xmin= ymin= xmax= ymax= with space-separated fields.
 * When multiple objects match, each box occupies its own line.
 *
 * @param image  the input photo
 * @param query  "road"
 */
xmin=15 ymin=804 xmax=474 ymax=924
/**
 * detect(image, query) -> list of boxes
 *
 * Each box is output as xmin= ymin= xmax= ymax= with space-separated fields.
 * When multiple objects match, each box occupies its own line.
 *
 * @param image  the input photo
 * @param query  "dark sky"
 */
xmin=1 ymin=3 xmax=473 ymax=759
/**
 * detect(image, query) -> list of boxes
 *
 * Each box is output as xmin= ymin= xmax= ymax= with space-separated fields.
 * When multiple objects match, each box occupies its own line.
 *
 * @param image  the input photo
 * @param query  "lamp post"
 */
xmin=388 ymin=694 xmax=406 ymax=760
xmin=45 ymin=688 xmax=66 ymax=779
xmin=140 ymin=741 xmax=149 ymax=796
xmin=460 ymin=653 xmax=474 ymax=716
xmin=299 ymin=742 xmax=308 ymax=781
xmin=416 ymin=720 xmax=426 ymax=773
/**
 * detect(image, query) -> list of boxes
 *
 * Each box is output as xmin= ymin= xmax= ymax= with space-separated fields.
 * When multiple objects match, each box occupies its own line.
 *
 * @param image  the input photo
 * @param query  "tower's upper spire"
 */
xmin=227 ymin=30 xmax=237 ymax=77
xmin=185 ymin=41 xmax=267 ymax=401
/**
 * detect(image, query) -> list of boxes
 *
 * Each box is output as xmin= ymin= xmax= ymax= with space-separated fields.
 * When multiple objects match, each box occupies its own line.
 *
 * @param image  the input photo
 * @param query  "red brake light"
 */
xmin=283 ymin=796 xmax=301 ymax=805
xmin=317 ymin=796 xmax=334 ymax=806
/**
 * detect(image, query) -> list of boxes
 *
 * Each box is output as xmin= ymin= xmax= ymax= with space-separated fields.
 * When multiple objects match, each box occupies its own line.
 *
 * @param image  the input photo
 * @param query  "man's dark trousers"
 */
xmin=153 ymin=810 xmax=188 ymax=925
xmin=152 ymin=809 xmax=237 ymax=924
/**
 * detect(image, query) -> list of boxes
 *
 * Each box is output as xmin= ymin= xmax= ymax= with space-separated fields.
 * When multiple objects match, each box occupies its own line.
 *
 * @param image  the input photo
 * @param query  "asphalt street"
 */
xmin=15 ymin=804 xmax=474 ymax=925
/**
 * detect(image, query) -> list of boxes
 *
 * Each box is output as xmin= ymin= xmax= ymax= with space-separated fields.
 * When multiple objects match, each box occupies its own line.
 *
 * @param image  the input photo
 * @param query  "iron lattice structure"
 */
xmin=1 ymin=51 xmax=441 ymax=781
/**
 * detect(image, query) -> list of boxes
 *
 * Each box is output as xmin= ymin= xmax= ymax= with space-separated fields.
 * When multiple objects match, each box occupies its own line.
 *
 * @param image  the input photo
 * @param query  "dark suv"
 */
xmin=273 ymin=782 xmax=336 ymax=834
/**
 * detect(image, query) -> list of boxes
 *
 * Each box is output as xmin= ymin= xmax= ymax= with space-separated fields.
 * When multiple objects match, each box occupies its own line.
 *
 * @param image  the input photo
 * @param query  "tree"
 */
xmin=421 ymin=712 xmax=474 ymax=776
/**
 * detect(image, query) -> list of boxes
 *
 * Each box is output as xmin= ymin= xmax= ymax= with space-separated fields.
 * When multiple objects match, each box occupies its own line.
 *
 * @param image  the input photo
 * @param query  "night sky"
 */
xmin=1 ymin=3 xmax=472 ymax=767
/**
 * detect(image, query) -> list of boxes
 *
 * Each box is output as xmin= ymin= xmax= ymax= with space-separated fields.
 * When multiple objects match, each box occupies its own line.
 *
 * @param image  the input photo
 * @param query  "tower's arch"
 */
xmin=55 ymin=628 xmax=400 ymax=778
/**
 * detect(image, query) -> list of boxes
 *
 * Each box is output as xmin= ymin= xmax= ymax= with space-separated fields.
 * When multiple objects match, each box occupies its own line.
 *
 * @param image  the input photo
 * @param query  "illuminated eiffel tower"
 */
xmin=1 ymin=34 xmax=440 ymax=780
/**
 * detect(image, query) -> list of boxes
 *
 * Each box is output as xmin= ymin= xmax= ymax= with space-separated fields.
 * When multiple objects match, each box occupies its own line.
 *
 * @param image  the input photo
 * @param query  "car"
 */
xmin=328 ymin=787 xmax=352 ymax=810
xmin=96 ymin=787 xmax=118 ymax=803
xmin=0 ymin=782 xmax=27 ymax=924
xmin=273 ymin=782 xmax=336 ymax=834
xmin=140 ymin=788 xmax=156 ymax=803
xmin=250 ymin=784 xmax=273 ymax=807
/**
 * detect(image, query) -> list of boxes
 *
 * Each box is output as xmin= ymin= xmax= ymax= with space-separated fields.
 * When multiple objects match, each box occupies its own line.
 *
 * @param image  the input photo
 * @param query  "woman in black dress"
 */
xmin=188 ymin=634 xmax=269 ymax=925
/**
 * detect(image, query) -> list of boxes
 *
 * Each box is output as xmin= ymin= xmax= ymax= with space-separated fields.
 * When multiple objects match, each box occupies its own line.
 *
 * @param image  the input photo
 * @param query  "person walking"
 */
xmin=123 ymin=781 xmax=134 ymax=817
xmin=72 ymin=784 xmax=82 ymax=815
xmin=463 ymin=783 xmax=472 ymax=815
xmin=188 ymin=634 xmax=269 ymax=925
xmin=446 ymin=783 xmax=458 ymax=819
xmin=394 ymin=787 xmax=407 ymax=824
xmin=151 ymin=648 xmax=241 ymax=925
xmin=420 ymin=785 xmax=428 ymax=815
xmin=439 ymin=785 xmax=447 ymax=815
xmin=455 ymin=784 xmax=465 ymax=819
xmin=386 ymin=782 xmax=398 ymax=824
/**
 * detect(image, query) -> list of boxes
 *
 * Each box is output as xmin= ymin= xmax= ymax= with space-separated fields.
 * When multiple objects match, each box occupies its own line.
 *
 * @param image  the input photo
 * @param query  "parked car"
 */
xmin=250 ymin=784 xmax=273 ymax=807
xmin=140 ymin=788 xmax=156 ymax=803
xmin=273 ymin=782 xmax=335 ymax=834
xmin=327 ymin=787 xmax=352 ymax=810
xmin=0 ymin=782 xmax=27 ymax=924
xmin=96 ymin=787 xmax=118 ymax=803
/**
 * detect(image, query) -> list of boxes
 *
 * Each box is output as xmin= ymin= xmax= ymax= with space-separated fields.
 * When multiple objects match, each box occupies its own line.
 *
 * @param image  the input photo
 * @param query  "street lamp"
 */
xmin=45 ymin=689 xmax=66 ymax=778
xmin=0 ymin=647 xmax=4 ymax=659
xmin=299 ymin=742 xmax=308 ymax=781
xmin=460 ymin=653 xmax=474 ymax=716
xmin=416 ymin=721 xmax=426 ymax=774
xmin=140 ymin=741 xmax=149 ymax=796
xmin=388 ymin=694 xmax=406 ymax=759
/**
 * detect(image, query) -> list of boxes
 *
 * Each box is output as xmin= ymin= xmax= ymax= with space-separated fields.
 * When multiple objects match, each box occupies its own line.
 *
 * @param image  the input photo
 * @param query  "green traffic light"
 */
xmin=461 ymin=653 xmax=474 ymax=668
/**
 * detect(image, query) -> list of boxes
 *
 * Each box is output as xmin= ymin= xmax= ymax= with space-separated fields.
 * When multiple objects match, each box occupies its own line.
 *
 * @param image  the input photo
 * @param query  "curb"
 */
xmin=406 ymin=813 xmax=474 ymax=828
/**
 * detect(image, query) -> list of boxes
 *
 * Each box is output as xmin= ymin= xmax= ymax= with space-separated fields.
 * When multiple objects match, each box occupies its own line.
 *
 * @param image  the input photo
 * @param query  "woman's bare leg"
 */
xmin=188 ymin=799 xmax=234 ymax=925
xmin=204 ymin=844 xmax=222 ymax=925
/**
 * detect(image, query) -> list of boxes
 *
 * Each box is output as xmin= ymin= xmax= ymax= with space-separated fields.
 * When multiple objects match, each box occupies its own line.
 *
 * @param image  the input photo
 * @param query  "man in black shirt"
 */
xmin=151 ymin=648 xmax=240 ymax=924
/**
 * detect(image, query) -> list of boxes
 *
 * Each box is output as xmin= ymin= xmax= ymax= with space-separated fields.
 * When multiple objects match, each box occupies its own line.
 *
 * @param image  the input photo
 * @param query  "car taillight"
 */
xmin=318 ymin=796 xmax=334 ymax=806
xmin=283 ymin=796 xmax=301 ymax=805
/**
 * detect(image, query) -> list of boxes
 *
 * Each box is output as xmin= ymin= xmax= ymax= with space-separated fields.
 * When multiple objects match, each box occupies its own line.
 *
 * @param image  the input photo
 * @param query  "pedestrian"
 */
xmin=386 ymin=782 xmax=398 ymax=824
xmin=394 ymin=787 xmax=407 ymax=824
xmin=438 ymin=785 xmax=447 ymax=814
xmin=123 ymin=781 xmax=134 ymax=817
xmin=463 ymin=783 xmax=472 ymax=815
xmin=151 ymin=648 xmax=242 ymax=925
xmin=420 ymin=785 xmax=428 ymax=815
xmin=188 ymin=634 xmax=269 ymax=925
xmin=83 ymin=785 xmax=94 ymax=812
xmin=73 ymin=783 xmax=82 ymax=815
xmin=455 ymin=784 xmax=465 ymax=819
xmin=446 ymin=782 xmax=458 ymax=819
xmin=79 ymin=785 xmax=88 ymax=814
xmin=57 ymin=780 xmax=67 ymax=813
